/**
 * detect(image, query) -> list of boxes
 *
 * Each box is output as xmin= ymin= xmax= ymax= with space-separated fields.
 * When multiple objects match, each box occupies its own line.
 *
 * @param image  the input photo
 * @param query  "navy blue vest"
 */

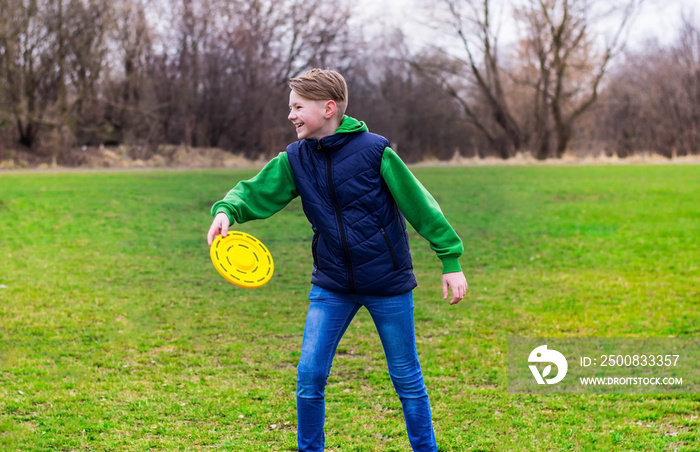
xmin=286 ymin=131 xmax=417 ymax=295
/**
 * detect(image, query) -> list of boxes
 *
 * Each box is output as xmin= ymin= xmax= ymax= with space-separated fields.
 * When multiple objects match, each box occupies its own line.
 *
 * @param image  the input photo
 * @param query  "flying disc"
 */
xmin=210 ymin=231 xmax=274 ymax=288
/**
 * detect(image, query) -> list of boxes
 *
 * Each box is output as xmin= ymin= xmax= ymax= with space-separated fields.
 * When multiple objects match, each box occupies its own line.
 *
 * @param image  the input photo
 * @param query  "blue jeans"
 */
xmin=296 ymin=285 xmax=436 ymax=452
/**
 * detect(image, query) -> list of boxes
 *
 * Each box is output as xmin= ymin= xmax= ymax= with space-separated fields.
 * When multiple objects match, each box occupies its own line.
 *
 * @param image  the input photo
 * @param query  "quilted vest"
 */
xmin=286 ymin=131 xmax=417 ymax=295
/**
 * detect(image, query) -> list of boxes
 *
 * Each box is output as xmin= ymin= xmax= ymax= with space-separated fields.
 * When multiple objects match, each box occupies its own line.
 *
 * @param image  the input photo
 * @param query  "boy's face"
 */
xmin=288 ymin=90 xmax=336 ymax=140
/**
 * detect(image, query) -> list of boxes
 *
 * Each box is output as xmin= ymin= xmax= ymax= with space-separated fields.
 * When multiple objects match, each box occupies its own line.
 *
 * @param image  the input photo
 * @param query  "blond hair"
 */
xmin=288 ymin=68 xmax=348 ymax=119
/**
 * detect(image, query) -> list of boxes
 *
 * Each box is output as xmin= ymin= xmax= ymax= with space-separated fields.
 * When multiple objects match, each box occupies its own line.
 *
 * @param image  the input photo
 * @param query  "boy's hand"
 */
xmin=442 ymin=271 xmax=468 ymax=305
xmin=207 ymin=212 xmax=230 ymax=246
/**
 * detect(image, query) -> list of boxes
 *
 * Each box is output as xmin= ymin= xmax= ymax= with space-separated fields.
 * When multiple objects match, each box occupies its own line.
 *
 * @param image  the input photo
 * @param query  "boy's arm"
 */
xmin=380 ymin=147 xmax=464 ymax=273
xmin=211 ymin=151 xmax=298 ymax=225
xmin=380 ymin=147 xmax=467 ymax=303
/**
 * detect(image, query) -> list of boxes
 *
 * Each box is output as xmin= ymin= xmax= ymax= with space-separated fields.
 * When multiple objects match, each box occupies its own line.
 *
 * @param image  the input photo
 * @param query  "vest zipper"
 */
xmin=325 ymin=147 xmax=356 ymax=293
xmin=311 ymin=232 xmax=320 ymax=269
xmin=380 ymin=228 xmax=400 ymax=270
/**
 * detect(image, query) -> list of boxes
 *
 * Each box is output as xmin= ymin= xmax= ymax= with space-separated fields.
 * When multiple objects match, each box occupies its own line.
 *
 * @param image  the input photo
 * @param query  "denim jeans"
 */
xmin=296 ymin=285 xmax=437 ymax=452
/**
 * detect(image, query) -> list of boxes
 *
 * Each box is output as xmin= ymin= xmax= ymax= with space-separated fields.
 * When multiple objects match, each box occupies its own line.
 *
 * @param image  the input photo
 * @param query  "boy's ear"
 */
xmin=324 ymin=100 xmax=337 ymax=119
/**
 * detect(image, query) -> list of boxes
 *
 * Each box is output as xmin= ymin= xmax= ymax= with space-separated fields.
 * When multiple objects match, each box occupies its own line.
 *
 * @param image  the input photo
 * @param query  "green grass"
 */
xmin=0 ymin=164 xmax=698 ymax=451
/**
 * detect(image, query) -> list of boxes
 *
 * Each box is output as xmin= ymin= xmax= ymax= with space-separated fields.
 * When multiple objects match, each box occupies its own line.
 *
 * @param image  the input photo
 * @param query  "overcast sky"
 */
xmin=352 ymin=0 xmax=699 ymax=51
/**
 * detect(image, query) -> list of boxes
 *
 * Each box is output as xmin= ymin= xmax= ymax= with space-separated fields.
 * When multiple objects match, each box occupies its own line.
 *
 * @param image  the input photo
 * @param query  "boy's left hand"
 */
xmin=442 ymin=272 xmax=468 ymax=305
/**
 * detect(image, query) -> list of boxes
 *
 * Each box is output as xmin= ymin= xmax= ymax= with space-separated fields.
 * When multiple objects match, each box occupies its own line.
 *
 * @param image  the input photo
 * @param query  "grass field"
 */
xmin=0 ymin=164 xmax=698 ymax=451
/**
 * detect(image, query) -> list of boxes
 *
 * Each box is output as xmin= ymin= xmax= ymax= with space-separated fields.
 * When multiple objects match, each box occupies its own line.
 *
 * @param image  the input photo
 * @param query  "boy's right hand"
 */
xmin=207 ymin=212 xmax=230 ymax=246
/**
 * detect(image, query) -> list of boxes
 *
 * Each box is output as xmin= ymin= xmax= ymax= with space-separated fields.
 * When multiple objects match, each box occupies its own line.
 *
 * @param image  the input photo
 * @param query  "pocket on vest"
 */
xmin=380 ymin=228 xmax=399 ymax=270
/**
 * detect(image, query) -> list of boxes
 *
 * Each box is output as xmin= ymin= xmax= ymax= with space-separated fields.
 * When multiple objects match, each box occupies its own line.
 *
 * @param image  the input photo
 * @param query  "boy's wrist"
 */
xmin=441 ymin=257 xmax=462 ymax=274
xmin=213 ymin=206 xmax=233 ymax=223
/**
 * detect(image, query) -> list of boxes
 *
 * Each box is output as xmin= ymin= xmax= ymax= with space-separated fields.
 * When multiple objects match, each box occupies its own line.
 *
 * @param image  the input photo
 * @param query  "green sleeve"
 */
xmin=380 ymin=147 xmax=463 ymax=273
xmin=211 ymin=152 xmax=299 ymax=224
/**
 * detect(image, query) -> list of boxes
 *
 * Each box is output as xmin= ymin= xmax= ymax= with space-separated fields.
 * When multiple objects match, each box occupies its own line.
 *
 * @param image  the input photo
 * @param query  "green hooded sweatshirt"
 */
xmin=212 ymin=116 xmax=463 ymax=274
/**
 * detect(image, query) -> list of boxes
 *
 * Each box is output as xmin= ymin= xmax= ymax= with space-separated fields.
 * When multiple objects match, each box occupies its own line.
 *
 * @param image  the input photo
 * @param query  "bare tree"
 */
xmin=346 ymin=31 xmax=477 ymax=162
xmin=210 ymin=0 xmax=353 ymax=156
xmin=65 ymin=0 xmax=110 ymax=126
xmin=597 ymin=14 xmax=700 ymax=157
xmin=515 ymin=0 xmax=642 ymax=158
xmin=0 ymin=0 xmax=110 ymax=160
xmin=0 ymin=0 xmax=55 ymax=149
xmin=413 ymin=0 xmax=642 ymax=159
xmin=102 ymin=0 xmax=154 ymax=150
xmin=412 ymin=0 xmax=525 ymax=159
xmin=51 ymin=0 xmax=111 ymax=162
xmin=135 ymin=0 xmax=353 ymax=157
xmin=666 ymin=14 xmax=700 ymax=155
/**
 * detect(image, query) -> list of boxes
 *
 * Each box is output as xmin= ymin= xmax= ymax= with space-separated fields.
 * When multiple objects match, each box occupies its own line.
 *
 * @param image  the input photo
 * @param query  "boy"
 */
xmin=207 ymin=68 xmax=467 ymax=452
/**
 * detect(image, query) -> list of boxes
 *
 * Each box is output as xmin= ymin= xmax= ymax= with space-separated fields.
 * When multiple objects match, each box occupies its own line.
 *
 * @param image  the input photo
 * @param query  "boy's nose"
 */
xmin=288 ymin=110 xmax=295 ymax=121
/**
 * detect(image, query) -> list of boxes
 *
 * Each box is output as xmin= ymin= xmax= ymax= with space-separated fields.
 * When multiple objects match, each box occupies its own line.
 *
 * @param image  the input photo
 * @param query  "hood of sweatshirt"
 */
xmin=308 ymin=115 xmax=369 ymax=152
xmin=335 ymin=115 xmax=368 ymax=134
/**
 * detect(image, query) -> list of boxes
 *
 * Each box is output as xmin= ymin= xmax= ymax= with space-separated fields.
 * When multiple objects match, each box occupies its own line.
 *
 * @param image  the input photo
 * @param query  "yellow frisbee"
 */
xmin=210 ymin=231 xmax=274 ymax=289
